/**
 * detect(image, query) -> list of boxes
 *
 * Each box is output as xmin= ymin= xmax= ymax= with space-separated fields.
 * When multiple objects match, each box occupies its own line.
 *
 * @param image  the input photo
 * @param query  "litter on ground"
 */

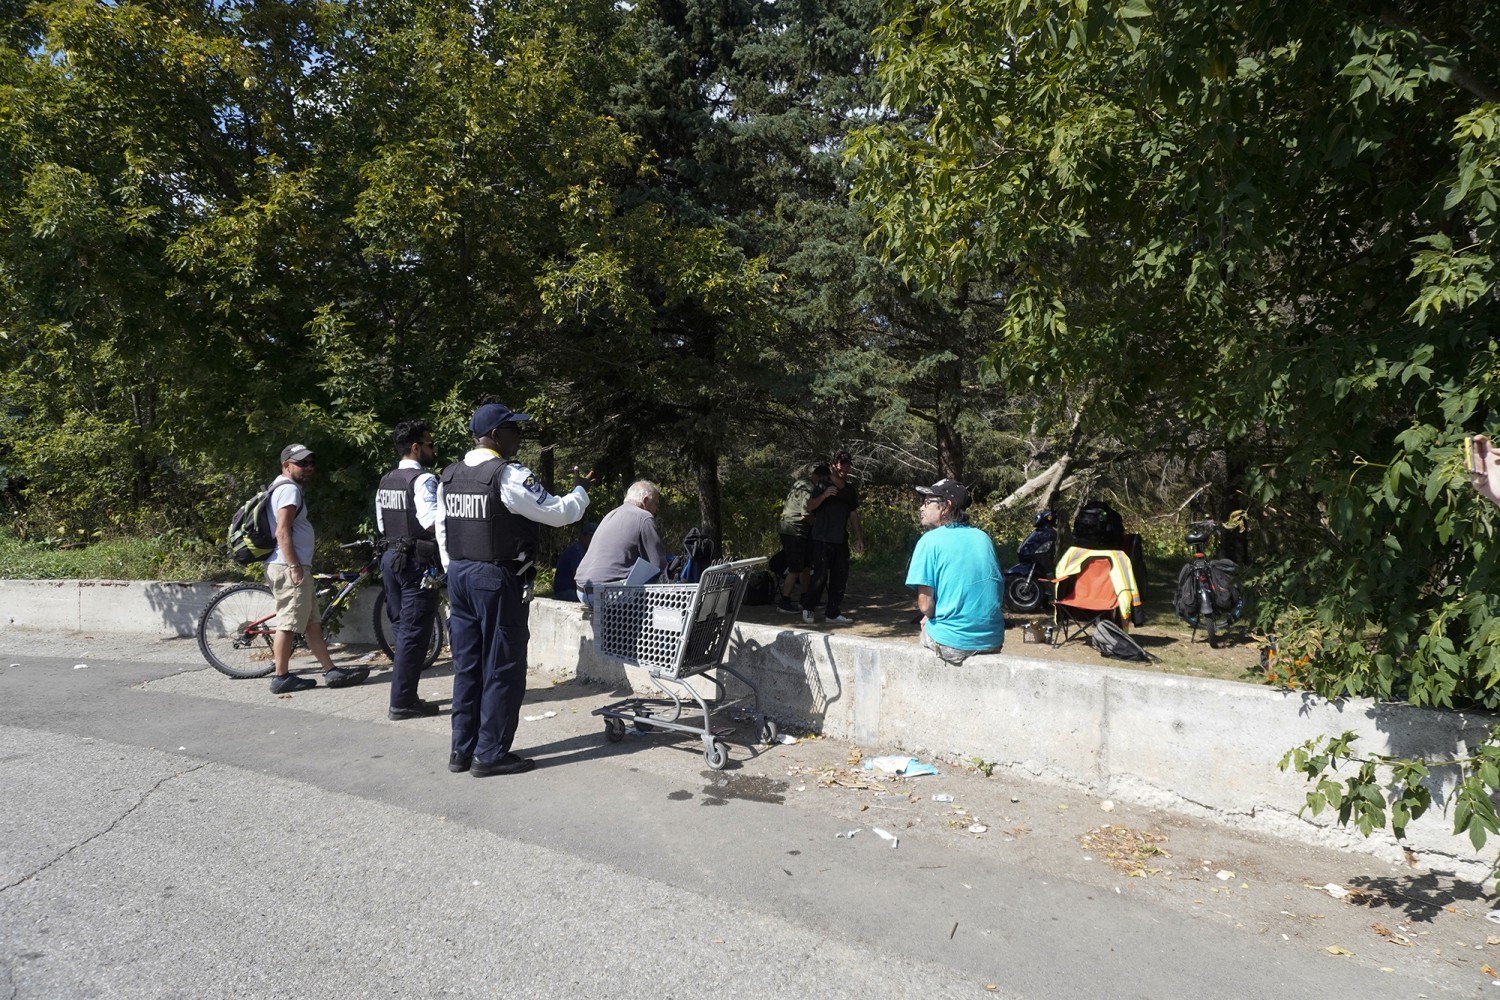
xmin=862 ymin=755 xmax=939 ymax=777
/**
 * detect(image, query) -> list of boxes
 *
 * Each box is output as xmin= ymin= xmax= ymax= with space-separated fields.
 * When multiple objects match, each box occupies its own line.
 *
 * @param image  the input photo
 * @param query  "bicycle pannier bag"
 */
xmin=1173 ymin=563 xmax=1199 ymax=620
xmin=227 ymin=479 xmax=295 ymax=565
xmin=1208 ymin=558 xmax=1241 ymax=613
xmin=1173 ymin=559 xmax=1242 ymax=620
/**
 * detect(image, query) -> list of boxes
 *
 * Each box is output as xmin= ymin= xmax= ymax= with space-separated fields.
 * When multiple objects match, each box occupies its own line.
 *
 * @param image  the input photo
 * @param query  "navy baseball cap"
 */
xmin=469 ymin=403 xmax=531 ymax=437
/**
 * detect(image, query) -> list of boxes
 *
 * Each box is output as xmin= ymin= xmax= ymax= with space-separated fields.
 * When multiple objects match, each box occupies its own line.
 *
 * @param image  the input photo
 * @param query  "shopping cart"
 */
xmin=590 ymin=557 xmax=777 ymax=769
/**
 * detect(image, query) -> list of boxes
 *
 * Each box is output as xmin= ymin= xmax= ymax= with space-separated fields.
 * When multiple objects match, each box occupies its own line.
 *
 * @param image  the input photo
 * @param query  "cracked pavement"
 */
xmin=0 ymin=629 xmax=1494 ymax=998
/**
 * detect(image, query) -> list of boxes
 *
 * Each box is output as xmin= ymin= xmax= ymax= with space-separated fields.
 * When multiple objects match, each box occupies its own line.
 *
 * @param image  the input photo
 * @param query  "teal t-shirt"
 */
xmin=905 ymin=523 xmax=1005 ymax=651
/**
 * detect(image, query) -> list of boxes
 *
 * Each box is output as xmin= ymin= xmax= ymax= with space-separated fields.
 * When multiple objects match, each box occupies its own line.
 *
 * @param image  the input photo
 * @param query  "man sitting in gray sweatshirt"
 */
xmin=573 ymin=480 xmax=672 ymax=605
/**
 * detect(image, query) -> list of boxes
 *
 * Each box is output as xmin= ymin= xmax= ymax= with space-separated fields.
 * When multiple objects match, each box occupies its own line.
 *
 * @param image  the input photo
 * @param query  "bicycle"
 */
xmin=196 ymin=540 xmax=445 ymax=678
xmin=1173 ymin=519 xmax=1243 ymax=648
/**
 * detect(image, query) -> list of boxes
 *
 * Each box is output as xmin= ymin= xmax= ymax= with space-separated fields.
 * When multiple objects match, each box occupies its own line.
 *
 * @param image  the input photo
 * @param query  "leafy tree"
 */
xmin=0 ymin=0 xmax=649 ymax=544
xmin=853 ymin=0 xmax=1500 ymax=701
xmin=535 ymin=0 xmax=853 ymax=539
xmin=852 ymin=0 xmax=1500 ymax=870
xmin=0 ymin=0 xmax=341 ymax=535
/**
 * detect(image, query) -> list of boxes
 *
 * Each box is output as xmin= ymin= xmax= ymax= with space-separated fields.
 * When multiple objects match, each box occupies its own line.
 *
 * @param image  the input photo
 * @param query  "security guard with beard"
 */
xmin=435 ymin=403 xmax=591 ymax=777
xmin=376 ymin=419 xmax=441 ymax=720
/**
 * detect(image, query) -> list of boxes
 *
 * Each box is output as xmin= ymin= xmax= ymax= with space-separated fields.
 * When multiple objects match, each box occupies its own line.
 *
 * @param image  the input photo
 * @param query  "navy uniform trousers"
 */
xmin=380 ymin=547 xmax=437 ymax=709
xmin=447 ymin=559 xmax=529 ymax=765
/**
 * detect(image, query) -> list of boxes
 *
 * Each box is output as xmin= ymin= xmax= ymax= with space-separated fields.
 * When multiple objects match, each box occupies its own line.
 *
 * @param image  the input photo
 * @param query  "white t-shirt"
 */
xmin=267 ymin=476 xmax=314 ymax=566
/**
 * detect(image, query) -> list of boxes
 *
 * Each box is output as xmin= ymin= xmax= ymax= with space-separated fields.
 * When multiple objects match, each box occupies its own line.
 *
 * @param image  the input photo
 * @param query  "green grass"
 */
xmin=0 ymin=527 xmax=253 ymax=583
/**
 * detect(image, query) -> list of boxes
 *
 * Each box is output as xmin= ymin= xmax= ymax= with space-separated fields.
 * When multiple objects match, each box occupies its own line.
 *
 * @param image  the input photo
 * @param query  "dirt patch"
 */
xmin=734 ymin=574 xmax=1264 ymax=686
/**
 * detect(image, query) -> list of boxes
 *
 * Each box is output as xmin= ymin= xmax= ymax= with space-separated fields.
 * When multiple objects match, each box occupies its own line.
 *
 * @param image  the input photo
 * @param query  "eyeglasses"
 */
xmin=292 ymin=459 xmax=315 ymax=467
xmin=920 ymin=496 xmax=944 ymax=506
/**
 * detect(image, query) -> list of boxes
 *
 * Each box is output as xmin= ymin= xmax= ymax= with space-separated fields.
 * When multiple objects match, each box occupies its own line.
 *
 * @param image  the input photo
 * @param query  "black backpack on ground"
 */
xmin=1072 ymin=499 xmax=1125 ymax=549
xmin=741 ymin=568 xmax=777 ymax=606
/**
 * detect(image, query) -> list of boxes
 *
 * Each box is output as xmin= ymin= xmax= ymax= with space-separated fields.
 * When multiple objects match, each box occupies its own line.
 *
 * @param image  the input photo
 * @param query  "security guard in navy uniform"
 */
xmin=376 ymin=418 xmax=442 ymax=721
xmin=435 ymin=402 xmax=591 ymax=776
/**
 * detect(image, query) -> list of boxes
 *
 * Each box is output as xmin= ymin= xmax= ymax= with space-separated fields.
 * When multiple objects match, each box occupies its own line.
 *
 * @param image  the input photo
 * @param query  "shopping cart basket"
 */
xmin=590 ymin=557 xmax=776 ymax=769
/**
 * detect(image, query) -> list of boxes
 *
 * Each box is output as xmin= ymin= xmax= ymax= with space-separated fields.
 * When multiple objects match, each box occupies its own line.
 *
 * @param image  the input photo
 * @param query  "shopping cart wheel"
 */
xmin=633 ymin=709 xmax=656 ymax=733
xmin=604 ymin=717 xmax=626 ymax=743
xmin=704 ymin=740 xmax=728 ymax=770
xmin=757 ymin=717 xmax=779 ymax=745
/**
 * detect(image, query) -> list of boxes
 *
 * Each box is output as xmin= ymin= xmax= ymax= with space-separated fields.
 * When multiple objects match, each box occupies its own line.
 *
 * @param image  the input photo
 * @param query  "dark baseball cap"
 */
xmin=917 ymin=478 xmax=969 ymax=509
xmin=280 ymin=443 xmax=314 ymax=463
xmin=469 ymin=403 xmax=531 ymax=437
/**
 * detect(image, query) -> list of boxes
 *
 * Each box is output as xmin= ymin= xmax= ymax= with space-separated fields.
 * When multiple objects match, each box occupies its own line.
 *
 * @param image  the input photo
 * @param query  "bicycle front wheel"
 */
xmin=197 ymin=583 xmax=278 ymax=678
xmin=373 ymin=590 xmax=446 ymax=671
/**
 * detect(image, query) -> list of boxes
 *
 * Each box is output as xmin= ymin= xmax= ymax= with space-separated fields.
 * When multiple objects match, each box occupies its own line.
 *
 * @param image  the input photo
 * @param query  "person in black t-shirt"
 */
xmin=800 ymin=449 xmax=865 ymax=625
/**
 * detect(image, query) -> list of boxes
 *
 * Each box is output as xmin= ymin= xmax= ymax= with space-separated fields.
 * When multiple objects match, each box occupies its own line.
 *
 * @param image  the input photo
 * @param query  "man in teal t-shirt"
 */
xmin=905 ymin=478 xmax=1005 ymax=664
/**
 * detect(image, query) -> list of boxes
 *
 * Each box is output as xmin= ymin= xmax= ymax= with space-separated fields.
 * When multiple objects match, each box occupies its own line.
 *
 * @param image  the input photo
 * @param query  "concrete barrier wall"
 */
xmin=525 ymin=597 xmax=1498 ymax=879
xmin=0 ymin=579 xmax=381 ymax=645
xmin=2 ymin=580 xmax=1494 ymax=878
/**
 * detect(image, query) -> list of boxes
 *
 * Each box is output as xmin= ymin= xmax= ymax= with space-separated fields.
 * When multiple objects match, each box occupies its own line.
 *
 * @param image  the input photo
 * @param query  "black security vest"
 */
xmin=376 ymin=467 xmax=434 ymax=543
xmin=439 ymin=458 xmax=538 ymax=563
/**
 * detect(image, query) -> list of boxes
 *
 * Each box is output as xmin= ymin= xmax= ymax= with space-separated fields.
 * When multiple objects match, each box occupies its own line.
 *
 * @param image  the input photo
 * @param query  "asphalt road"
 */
xmin=0 ymin=632 xmax=1490 ymax=998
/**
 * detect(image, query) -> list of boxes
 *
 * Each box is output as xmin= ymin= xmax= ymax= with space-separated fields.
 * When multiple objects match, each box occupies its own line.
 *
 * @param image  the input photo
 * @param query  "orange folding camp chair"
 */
xmin=1049 ymin=548 xmax=1139 ymax=647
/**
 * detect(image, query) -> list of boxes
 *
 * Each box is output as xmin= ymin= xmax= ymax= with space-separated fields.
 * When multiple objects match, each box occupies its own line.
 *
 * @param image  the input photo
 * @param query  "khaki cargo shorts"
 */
xmin=266 ymin=562 xmax=316 ymax=633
